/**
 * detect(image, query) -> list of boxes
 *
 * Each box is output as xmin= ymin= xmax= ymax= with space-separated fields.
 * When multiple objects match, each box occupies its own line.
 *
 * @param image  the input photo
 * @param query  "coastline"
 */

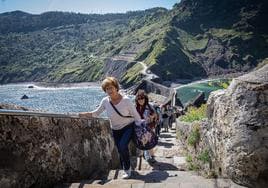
xmin=171 ymin=71 xmax=245 ymax=89
xmin=33 ymin=81 xmax=101 ymax=88
xmin=0 ymin=81 xmax=101 ymax=88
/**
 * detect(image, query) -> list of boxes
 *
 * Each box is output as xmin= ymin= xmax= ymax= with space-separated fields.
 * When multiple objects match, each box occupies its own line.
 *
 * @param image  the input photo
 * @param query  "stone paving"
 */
xmin=61 ymin=125 xmax=246 ymax=188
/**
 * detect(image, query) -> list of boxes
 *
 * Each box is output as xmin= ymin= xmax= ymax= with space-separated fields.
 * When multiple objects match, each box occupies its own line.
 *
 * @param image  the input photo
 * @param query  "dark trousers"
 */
xmin=156 ymin=122 xmax=161 ymax=136
xmin=112 ymin=123 xmax=134 ymax=170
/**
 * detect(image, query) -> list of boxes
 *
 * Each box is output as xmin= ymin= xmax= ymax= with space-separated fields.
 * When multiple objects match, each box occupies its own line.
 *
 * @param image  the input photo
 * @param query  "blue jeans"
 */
xmin=112 ymin=122 xmax=134 ymax=170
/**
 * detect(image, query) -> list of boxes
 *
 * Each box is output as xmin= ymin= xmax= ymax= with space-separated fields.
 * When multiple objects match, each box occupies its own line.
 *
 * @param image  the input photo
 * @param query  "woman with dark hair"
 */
xmin=135 ymin=90 xmax=157 ymax=163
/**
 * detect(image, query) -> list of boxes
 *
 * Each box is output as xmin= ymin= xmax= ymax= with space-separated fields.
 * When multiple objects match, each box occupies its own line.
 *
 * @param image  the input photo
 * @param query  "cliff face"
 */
xmin=206 ymin=64 xmax=268 ymax=187
xmin=0 ymin=112 xmax=119 ymax=188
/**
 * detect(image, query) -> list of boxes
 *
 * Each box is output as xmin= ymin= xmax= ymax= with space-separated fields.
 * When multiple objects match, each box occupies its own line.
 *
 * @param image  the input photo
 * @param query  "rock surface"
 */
xmin=0 ymin=112 xmax=119 ymax=188
xmin=206 ymin=64 xmax=268 ymax=187
xmin=0 ymin=103 xmax=29 ymax=111
xmin=20 ymin=94 xmax=29 ymax=99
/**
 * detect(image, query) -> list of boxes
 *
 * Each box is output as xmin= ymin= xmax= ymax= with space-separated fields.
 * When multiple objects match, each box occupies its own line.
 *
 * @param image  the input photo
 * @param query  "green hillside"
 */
xmin=0 ymin=0 xmax=267 ymax=86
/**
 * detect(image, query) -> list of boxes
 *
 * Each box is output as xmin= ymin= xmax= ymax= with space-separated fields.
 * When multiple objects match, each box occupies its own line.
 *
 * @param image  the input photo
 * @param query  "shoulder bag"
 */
xmin=109 ymin=100 xmax=158 ymax=150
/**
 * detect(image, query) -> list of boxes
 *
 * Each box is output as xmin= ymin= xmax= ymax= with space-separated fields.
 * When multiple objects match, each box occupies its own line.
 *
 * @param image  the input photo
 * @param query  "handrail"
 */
xmin=0 ymin=109 xmax=108 ymax=120
xmin=0 ymin=109 xmax=78 ymax=118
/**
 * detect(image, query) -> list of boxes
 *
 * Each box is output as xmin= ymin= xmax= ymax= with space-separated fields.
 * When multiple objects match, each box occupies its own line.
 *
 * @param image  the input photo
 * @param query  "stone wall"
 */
xmin=176 ymin=65 xmax=268 ymax=188
xmin=205 ymin=65 xmax=268 ymax=188
xmin=136 ymin=80 xmax=171 ymax=97
xmin=0 ymin=111 xmax=119 ymax=188
xmin=176 ymin=118 xmax=212 ymax=177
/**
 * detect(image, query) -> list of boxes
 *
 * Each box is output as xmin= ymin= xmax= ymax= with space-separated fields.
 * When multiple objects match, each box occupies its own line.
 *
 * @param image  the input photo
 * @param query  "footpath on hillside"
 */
xmin=61 ymin=124 xmax=246 ymax=188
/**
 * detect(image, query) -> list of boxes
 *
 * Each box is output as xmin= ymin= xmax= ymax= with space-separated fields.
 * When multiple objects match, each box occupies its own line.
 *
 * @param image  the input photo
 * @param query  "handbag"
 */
xmin=133 ymin=121 xmax=158 ymax=150
xmin=109 ymin=100 xmax=158 ymax=150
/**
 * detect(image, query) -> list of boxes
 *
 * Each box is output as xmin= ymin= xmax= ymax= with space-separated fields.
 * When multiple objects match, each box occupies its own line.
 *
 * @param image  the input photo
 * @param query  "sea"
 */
xmin=0 ymin=83 xmax=106 ymax=114
xmin=0 ymin=79 xmax=228 ymax=114
xmin=175 ymin=80 xmax=227 ymax=105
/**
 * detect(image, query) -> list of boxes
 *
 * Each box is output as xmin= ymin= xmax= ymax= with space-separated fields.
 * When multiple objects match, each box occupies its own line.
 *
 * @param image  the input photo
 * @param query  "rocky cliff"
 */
xmin=206 ymin=64 xmax=268 ymax=187
xmin=176 ymin=64 xmax=267 ymax=188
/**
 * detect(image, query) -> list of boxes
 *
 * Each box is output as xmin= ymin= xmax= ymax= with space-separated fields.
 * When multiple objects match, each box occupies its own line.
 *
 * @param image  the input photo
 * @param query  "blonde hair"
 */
xmin=101 ymin=77 xmax=120 ymax=92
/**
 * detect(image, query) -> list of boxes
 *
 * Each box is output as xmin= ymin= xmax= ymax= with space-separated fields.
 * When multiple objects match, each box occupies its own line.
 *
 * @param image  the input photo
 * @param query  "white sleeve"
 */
xmin=91 ymin=98 xmax=105 ymax=117
xmin=126 ymin=99 xmax=142 ymax=125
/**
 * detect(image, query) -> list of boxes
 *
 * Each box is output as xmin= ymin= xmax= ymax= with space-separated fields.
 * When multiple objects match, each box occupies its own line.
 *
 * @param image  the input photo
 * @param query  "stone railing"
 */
xmin=0 ymin=110 xmax=119 ymax=188
xmin=143 ymin=79 xmax=171 ymax=97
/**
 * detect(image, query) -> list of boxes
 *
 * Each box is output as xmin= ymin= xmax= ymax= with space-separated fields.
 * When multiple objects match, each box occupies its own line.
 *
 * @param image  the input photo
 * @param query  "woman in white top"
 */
xmin=79 ymin=77 xmax=141 ymax=179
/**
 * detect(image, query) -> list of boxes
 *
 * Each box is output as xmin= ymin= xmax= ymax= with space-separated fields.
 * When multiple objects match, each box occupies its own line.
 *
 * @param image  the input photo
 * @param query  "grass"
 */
xmin=186 ymin=154 xmax=192 ymax=163
xmin=122 ymin=63 xmax=143 ymax=86
xmin=198 ymin=149 xmax=210 ymax=163
xmin=209 ymin=28 xmax=253 ymax=42
xmin=207 ymin=79 xmax=231 ymax=89
xmin=186 ymin=154 xmax=199 ymax=171
xmin=187 ymin=124 xmax=200 ymax=147
xmin=177 ymin=28 xmax=209 ymax=52
xmin=180 ymin=104 xmax=207 ymax=123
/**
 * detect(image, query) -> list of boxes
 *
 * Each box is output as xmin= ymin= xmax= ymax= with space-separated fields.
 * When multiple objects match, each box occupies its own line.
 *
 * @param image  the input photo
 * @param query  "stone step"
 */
xmin=131 ymin=156 xmax=187 ymax=171
xmin=59 ymin=182 xmax=245 ymax=188
xmin=103 ymin=170 xmax=245 ymax=187
xmin=63 ymin=169 xmax=246 ymax=188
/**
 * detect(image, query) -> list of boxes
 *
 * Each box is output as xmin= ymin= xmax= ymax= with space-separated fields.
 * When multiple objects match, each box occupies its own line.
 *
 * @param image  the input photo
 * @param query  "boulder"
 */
xmin=206 ymin=64 xmax=268 ymax=187
xmin=21 ymin=95 xmax=29 ymax=100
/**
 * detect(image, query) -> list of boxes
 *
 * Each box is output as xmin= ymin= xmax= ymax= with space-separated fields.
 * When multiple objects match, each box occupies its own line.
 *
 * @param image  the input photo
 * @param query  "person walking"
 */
xmin=161 ymin=105 xmax=169 ymax=132
xmin=135 ymin=90 xmax=157 ymax=163
xmin=154 ymin=105 xmax=162 ymax=136
xmin=79 ymin=77 xmax=141 ymax=179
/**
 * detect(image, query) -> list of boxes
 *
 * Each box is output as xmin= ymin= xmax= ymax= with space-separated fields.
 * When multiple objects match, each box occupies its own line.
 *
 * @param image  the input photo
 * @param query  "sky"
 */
xmin=0 ymin=0 xmax=180 ymax=14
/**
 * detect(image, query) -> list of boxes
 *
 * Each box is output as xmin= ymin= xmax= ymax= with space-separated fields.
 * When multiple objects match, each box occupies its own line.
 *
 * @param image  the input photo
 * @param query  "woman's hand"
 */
xmin=79 ymin=112 xmax=93 ymax=118
xmin=147 ymin=113 xmax=156 ymax=123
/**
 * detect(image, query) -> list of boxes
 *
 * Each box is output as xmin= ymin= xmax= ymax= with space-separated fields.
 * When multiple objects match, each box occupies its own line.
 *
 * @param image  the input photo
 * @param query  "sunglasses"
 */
xmin=137 ymin=96 xmax=145 ymax=100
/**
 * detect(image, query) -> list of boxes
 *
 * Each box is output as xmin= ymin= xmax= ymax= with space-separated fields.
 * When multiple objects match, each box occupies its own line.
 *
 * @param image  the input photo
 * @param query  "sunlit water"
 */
xmin=0 ymin=79 xmax=228 ymax=113
xmin=0 ymin=83 xmax=106 ymax=114
xmin=176 ymin=79 xmax=230 ymax=105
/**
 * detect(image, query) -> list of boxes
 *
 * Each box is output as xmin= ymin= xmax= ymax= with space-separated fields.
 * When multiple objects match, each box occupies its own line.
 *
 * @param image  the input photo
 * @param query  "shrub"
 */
xmin=186 ymin=154 xmax=192 ymax=163
xmin=187 ymin=124 xmax=200 ymax=147
xmin=198 ymin=149 xmax=210 ymax=163
xmin=188 ymin=163 xmax=199 ymax=171
xmin=180 ymin=104 xmax=207 ymax=122
xmin=186 ymin=154 xmax=199 ymax=170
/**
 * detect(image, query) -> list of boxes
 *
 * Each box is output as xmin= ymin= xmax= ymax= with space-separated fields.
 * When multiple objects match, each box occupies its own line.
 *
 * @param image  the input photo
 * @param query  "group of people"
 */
xmin=158 ymin=104 xmax=181 ymax=133
xmin=79 ymin=76 xmax=180 ymax=179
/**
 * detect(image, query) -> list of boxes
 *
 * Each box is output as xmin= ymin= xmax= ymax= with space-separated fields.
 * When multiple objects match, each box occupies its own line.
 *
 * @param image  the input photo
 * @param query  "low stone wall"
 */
xmin=144 ymin=80 xmax=171 ymax=97
xmin=0 ymin=111 xmax=119 ymax=188
xmin=176 ymin=118 xmax=212 ymax=177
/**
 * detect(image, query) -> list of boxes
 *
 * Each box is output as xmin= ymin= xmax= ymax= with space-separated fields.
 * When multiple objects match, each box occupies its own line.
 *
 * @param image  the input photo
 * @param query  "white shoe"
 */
xmin=144 ymin=150 xmax=151 ymax=161
xmin=122 ymin=169 xmax=131 ymax=179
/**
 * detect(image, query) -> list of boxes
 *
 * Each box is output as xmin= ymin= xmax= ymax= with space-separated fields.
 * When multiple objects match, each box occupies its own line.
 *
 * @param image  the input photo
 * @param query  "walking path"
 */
xmin=138 ymin=61 xmax=159 ymax=80
xmin=62 ymin=124 xmax=246 ymax=188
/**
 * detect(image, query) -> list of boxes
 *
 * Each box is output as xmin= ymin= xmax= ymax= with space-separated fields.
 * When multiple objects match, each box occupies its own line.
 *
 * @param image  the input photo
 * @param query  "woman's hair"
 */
xmin=135 ymin=90 xmax=149 ymax=106
xmin=101 ymin=77 xmax=120 ymax=92
xmin=135 ymin=90 xmax=153 ymax=118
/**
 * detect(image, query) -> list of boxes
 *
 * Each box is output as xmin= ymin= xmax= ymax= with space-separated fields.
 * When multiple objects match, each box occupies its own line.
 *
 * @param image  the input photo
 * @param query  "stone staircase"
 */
xmin=58 ymin=126 xmax=246 ymax=188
